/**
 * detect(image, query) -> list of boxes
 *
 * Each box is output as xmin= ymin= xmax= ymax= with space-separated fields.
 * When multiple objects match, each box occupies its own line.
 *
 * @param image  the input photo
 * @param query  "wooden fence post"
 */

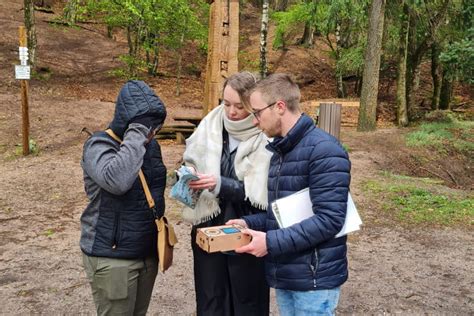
xmin=318 ymin=103 xmax=342 ymax=140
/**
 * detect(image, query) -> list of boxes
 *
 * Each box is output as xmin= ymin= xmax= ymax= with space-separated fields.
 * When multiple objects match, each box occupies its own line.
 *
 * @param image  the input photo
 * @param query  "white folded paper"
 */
xmin=271 ymin=188 xmax=362 ymax=237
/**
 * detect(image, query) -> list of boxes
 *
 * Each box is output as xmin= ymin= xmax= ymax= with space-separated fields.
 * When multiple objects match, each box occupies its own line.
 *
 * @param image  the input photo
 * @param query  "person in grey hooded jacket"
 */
xmin=80 ymin=80 xmax=167 ymax=316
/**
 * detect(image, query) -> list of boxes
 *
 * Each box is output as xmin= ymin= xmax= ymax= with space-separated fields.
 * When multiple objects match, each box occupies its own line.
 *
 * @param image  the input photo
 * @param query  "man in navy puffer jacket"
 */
xmin=228 ymin=73 xmax=351 ymax=315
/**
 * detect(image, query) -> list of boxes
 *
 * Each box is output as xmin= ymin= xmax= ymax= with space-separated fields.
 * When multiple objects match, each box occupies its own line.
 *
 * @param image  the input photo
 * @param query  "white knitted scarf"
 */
xmin=182 ymin=105 xmax=271 ymax=225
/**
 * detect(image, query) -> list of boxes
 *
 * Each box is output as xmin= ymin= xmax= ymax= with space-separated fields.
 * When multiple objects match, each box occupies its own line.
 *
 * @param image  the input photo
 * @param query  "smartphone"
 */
xmin=220 ymin=227 xmax=240 ymax=234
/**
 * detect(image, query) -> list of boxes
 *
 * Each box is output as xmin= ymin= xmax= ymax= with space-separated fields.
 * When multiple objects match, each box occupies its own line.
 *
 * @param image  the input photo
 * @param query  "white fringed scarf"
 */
xmin=182 ymin=105 xmax=271 ymax=225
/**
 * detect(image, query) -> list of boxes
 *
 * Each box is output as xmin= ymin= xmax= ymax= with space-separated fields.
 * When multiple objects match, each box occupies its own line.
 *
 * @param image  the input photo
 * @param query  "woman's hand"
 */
xmin=188 ymin=172 xmax=217 ymax=191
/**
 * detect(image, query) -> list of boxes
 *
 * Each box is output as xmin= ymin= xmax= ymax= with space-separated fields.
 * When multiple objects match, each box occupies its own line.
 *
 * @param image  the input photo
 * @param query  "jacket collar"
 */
xmin=267 ymin=114 xmax=315 ymax=154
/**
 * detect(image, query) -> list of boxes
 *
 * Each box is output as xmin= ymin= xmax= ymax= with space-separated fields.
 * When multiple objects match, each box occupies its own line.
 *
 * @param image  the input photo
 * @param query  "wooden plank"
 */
xmin=159 ymin=127 xmax=194 ymax=133
xmin=159 ymin=129 xmax=194 ymax=134
xmin=156 ymin=128 xmax=194 ymax=143
xmin=304 ymin=100 xmax=360 ymax=108
xmin=161 ymin=124 xmax=195 ymax=128
xmin=172 ymin=115 xmax=202 ymax=126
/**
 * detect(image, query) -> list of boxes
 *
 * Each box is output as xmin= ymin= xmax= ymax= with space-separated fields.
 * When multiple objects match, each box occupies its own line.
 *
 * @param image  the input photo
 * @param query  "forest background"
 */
xmin=0 ymin=0 xmax=472 ymax=314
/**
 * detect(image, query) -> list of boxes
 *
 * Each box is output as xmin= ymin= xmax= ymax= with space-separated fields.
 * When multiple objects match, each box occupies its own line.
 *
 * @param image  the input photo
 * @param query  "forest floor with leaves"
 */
xmin=0 ymin=1 xmax=473 ymax=314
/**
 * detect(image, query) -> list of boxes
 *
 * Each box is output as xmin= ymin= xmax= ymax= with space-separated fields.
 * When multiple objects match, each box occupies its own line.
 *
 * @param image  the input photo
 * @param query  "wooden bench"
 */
xmin=157 ymin=124 xmax=195 ymax=144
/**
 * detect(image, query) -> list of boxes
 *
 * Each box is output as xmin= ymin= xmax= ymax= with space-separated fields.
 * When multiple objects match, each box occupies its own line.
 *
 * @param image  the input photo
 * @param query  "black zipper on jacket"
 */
xmin=310 ymin=249 xmax=319 ymax=288
xmin=111 ymin=212 xmax=120 ymax=249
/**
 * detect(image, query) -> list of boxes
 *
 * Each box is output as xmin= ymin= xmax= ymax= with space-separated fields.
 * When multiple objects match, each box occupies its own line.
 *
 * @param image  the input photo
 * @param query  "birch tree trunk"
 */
xmin=335 ymin=21 xmax=345 ymax=98
xmin=358 ymin=0 xmax=386 ymax=131
xmin=24 ymin=0 xmax=37 ymax=67
xmin=396 ymin=0 xmax=409 ymax=126
xmin=259 ymin=0 xmax=269 ymax=78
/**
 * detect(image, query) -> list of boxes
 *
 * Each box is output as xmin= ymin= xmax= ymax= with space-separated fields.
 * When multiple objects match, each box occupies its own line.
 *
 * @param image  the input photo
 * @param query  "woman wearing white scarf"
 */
xmin=183 ymin=72 xmax=271 ymax=316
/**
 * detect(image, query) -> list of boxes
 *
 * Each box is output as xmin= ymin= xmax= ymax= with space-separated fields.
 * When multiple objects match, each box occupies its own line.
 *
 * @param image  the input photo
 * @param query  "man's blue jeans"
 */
xmin=275 ymin=287 xmax=340 ymax=316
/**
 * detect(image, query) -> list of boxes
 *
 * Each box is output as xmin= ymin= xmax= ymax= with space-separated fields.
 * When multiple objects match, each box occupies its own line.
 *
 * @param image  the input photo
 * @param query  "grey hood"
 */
xmin=109 ymin=80 xmax=167 ymax=137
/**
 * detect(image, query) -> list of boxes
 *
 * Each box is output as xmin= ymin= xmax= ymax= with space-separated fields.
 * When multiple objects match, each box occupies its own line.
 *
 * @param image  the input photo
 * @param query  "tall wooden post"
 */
xmin=203 ymin=0 xmax=239 ymax=115
xmin=19 ymin=26 xmax=30 ymax=156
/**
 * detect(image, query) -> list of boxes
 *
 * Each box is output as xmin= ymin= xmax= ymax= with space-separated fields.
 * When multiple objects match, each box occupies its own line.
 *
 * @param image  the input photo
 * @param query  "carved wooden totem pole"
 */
xmin=203 ymin=0 xmax=239 ymax=115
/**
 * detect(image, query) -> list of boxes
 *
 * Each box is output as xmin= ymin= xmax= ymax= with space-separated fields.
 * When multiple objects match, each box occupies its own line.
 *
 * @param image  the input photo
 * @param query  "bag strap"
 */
xmin=105 ymin=129 xmax=156 ymax=212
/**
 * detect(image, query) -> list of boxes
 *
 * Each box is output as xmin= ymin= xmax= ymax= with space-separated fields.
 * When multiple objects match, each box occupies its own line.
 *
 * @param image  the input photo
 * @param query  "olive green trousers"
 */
xmin=82 ymin=253 xmax=158 ymax=316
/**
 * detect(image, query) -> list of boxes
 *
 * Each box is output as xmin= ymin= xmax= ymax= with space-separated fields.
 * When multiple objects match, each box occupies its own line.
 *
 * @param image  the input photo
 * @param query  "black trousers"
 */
xmin=191 ymin=229 xmax=270 ymax=316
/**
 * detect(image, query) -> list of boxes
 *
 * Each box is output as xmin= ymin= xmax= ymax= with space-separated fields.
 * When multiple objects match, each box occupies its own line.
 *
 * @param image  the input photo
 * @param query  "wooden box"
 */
xmin=196 ymin=224 xmax=251 ymax=253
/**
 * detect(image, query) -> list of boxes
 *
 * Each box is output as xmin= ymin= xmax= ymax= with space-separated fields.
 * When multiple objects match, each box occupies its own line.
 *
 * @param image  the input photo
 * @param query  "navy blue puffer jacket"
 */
xmin=244 ymin=114 xmax=351 ymax=291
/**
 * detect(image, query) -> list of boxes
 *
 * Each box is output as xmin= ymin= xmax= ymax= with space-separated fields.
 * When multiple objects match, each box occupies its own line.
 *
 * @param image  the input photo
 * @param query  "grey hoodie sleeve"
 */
xmin=82 ymin=123 xmax=150 ymax=195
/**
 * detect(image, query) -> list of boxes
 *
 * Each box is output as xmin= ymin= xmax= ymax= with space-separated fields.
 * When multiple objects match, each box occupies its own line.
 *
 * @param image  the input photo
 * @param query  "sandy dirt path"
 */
xmin=0 ymin=94 xmax=472 ymax=314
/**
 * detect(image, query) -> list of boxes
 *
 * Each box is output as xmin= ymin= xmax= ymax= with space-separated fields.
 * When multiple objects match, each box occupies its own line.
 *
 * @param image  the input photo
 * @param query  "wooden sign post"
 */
xmin=203 ymin=0 xmax=239 ymax=115
xmin=17 ymin=26 xmax=30 ymax=156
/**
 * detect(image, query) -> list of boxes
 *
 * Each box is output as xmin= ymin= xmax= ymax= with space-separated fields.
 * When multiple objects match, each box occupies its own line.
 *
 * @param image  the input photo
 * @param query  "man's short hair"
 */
xmin=245 ymin=73 xmax=301 ymax=113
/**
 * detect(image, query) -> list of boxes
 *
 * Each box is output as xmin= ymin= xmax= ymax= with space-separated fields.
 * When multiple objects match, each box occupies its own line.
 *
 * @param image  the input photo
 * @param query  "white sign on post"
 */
xmin=15 ymin=65 xmax=31 ymax=80
xmin=16 ymin=46 xmax=30 ymax=79
xmin=19 ymin=47 xmax=28 ymax=56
